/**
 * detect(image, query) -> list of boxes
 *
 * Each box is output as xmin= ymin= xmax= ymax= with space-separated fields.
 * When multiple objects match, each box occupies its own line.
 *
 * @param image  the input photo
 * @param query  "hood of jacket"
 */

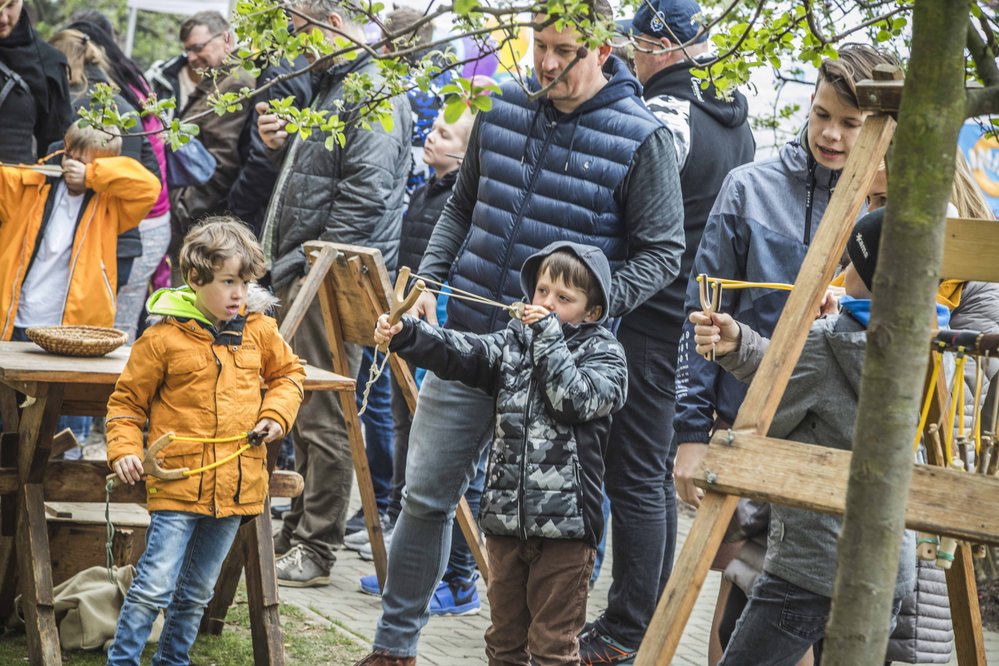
xmin=518 ymin=241 xmax=612 ymax=325
xmin=781 ymin=124 xmax=841 ymax=191
xmin=146 ymin=284 xmax=278 ymax=327
xmin=641 ymin=58 xmax=750 ymax=129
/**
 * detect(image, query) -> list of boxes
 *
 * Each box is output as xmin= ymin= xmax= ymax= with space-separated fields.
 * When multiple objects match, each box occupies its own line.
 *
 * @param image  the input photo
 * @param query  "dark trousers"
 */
xmin=356 ymin=346 xmax=394 ymax=512
xmin=596 ymin=323 xmax=678 ymax=648
xmin=485 ymin=536 xmax=596 ymax=666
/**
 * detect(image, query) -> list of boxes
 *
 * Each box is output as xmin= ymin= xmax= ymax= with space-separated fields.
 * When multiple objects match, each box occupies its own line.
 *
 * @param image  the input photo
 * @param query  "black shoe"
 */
xmin=344 ymin=508 xmax=368 ymax=535
xmin=271 ymin=502 xmax=290 ymax=520
xmin=578 ymin=624 xmax=636 ymax=665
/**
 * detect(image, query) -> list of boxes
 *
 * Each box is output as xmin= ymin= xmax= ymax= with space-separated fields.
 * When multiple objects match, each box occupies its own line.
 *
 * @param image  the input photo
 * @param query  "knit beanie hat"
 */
xmin=846 ymin=207 xmax=884 ymax=291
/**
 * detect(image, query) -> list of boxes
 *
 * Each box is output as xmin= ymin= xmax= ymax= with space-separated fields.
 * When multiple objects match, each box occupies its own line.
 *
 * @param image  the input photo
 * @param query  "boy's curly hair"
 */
xmin=180 ymin=217 xmax=266 ymax=287
xmin=817 ymin=43 xmax=902 ymax=109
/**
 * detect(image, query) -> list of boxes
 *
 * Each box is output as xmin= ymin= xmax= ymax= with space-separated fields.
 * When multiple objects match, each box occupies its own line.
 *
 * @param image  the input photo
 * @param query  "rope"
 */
xmin=972 ymin=355 xmax=984 ymax=456
xmin=357 ymin=349 xmax=390 ymax=416
xmin=944 ymin=352 xmax=968 ymax=466
xmin=105 ymin=478 xmax=116 ymax=584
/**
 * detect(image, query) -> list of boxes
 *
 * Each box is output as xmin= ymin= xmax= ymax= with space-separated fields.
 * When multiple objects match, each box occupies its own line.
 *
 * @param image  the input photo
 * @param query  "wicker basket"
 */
xmin=26 ymin=326 xmax=128 ymax=357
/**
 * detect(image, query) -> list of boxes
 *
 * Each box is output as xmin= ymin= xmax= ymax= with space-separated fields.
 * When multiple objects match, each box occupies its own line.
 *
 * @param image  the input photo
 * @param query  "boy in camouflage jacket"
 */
xmin=375 ymin=240 xmax=627 ymax=665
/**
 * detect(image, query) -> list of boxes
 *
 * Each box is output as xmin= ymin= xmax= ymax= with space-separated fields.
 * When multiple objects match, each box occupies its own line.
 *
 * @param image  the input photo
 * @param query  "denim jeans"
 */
xmin=107 ymin=511 xmax=241 ymax=666
xmin=373 ymin=372 xmax=494 ymax=657
xmin=356 ymin=346 xmax=395 ymax=513
xmin=596 ymin=325 xmax=678 ymax=648
xmin=719 ymin=571 xmax=901 ymax=665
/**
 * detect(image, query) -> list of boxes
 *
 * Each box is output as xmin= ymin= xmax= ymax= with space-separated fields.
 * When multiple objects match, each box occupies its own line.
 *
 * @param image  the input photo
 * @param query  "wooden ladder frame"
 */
xmin=282 ymin=241 xmax=490 ymax=590
xmin=636 ymin=101 xmax=999 ymax=664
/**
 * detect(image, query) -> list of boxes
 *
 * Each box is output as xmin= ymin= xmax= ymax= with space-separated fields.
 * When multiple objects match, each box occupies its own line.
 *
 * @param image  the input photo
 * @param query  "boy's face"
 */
xmin=866 ymin=167 xmax=888 ymax=210
xmin=190 ymin=256 xmax=249 ymax=327
xmin=532 ymin=268 xmax=598 ymax=325
xmin=807 ymin=79 xmax=867 ymax=171
xmin=423 ymin=115 xmax=468 ymax=176
xmin=842 ymin=262 xmax=872 ymax=299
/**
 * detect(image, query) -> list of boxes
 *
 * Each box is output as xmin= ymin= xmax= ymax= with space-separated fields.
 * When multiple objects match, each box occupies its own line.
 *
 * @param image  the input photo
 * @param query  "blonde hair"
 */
xmin=50 ymin=29 xmax=110 ymax=91
xmin=951 ymin=150 xmax=994 ymax=220
xmin=64 ymin=120 xmax=122 ymax=158
xmin=180 ymin=217 xmax=267 ymax=287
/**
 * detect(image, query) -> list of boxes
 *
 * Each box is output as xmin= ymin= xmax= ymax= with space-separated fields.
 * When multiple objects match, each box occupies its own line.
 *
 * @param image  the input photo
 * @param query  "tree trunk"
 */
xmin=822 ymin=1 xmax=970 ymax=663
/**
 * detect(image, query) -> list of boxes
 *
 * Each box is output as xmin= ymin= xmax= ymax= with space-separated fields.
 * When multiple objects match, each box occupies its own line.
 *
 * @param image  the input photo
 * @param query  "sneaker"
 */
xmin=345 ymin=508 xmax=368 ymax=536
xmin=345 ymin=513 xmax=392 ymax=552
xmin=358 ymin=525 xmax=393 ymax=561
xmin=429 ymin=573 xmax=480 ymax=616
xmin=352 ymin=651 xmax=415 ymax=666
xmin=273 ymin=530 xmax=292 ymax=556
xmin=275 ymin=544 xmax=330 ymax=587
xmin=578 ymin=624 xmax=636 ymax=665
xmin=359 ymin=574 xmax=381 ymax=596
xmin=271 ymin=500 xmax=291 ymax=520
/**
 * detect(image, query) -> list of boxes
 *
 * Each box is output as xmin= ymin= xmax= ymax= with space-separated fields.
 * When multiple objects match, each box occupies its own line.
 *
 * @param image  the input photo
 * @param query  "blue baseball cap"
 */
xmin=631 ymin=0 xmax=708 ymax=44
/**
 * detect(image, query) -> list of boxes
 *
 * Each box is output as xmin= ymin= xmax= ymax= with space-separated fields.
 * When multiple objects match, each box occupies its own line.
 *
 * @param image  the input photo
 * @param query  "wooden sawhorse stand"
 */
xmin=636 ymin=77 xmax=999 ymax=666
xmin=0 ymin=343 xmax=349 ymax=665
xmin=280 ymin=241 xmax=489 ymax=590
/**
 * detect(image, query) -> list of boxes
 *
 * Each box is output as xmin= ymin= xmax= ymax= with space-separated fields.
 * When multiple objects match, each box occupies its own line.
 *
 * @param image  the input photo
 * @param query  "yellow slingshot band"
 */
xmin=695 ymin=275 xmax=795 ymax=292
xmin=167 ymin=432 xmax=252 ymax=477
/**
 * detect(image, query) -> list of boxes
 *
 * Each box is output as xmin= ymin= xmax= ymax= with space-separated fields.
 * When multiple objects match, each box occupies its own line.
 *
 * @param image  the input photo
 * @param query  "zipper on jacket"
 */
xmin=494 ymin=116 xmax=560 ymax=331
xmin=99 ymin=260 xmax=115 ymax=311
xmin=4 ymin=183 xmax=53 ymax=337
xmin=518 ymin=377 xmax=536 ymax=540
xmin=65 ymin=202 xmax=100 ymax=320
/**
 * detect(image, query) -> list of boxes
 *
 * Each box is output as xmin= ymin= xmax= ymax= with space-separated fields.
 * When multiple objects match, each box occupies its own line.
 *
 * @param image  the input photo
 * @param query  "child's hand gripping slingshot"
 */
xmin=361 ymin=267 xmax=529 ymax=414
xmin=103 ymin=430 xmax=265 ymax=581
xmin=695 ymin=274 xmax=796 ymax=361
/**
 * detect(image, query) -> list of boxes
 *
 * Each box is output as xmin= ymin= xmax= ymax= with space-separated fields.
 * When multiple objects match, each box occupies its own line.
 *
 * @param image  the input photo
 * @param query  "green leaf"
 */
xmin=379 ymin=113 xmax=395 ymax=133
xmin=444 ymin=98 xmax=467 ymax=124
xmin=454 ymin=0 xmax=479 ymax=16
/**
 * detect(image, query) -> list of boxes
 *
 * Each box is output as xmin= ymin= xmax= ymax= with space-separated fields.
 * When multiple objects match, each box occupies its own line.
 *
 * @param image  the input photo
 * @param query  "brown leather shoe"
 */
xmin=353 ymin=651 xmax=416 ymax=666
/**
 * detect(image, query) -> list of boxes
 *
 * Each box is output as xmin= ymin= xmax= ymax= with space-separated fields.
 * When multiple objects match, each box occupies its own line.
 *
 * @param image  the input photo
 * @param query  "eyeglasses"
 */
xmin=184 ymin=32 xmax=224 ymax=56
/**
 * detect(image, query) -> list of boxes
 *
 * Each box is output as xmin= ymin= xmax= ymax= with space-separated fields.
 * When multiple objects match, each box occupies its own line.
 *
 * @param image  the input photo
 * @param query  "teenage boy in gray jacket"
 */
xmin=374 ymin=241 xmax=628 ymax=665
xmin=689 ymin=209 xmax=939 ymax=664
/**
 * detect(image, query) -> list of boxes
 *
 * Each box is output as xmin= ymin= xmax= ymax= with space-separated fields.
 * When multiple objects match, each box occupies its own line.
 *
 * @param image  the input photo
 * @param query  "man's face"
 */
xmin=807 ymin=79 xmax=867 ymax=171
xmin=183 ymin=24 xmax=231 ymax=71
xmin=632 ymin=33 xmax=666 ymax=85
xmin=533 ymin=17 xmax=610 ymax=113
xmin=0 ymin=0 xmax=23 ymax=40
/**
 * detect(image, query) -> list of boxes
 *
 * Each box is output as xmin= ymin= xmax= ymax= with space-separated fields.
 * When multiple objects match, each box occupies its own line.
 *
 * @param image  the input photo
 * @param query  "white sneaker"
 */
xmin=344 ymin=513 xmax=391 ymax=552
xmin=358 ymin=525 xmax=393 ymax=561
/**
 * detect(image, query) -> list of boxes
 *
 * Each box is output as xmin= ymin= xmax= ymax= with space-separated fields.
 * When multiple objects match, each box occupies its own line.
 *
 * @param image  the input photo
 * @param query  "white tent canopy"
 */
xmin=124 ymin=0 xmax=234 ymax=56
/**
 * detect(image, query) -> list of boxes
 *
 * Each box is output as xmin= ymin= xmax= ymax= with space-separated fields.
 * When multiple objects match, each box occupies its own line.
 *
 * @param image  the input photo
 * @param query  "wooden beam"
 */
xmin=279 ymin=245 xmax=337 ymax=342
xmin=941 ymin=217 xmax=999 ymax=283
xmin=695 ymin=430 xmax=999 ymax=543
xmin=946 ymin=543 xmax=987 ymax=666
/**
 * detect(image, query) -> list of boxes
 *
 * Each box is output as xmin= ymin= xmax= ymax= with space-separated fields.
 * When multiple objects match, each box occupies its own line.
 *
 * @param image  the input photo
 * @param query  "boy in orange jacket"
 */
xmin=106 ymin=217 xmax=306 ymax=665
xmin=0 ymin=120 xmax=159 ymax=340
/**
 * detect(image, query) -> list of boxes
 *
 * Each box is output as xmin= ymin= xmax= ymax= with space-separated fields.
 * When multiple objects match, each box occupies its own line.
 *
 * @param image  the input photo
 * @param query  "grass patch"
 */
xmin=0 ymin=585 xmax=366 ymax=665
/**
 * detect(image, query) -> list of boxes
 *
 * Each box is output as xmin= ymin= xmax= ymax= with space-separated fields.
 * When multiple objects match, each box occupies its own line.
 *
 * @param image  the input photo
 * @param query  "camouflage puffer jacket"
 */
xmin=390 ymin=312 xmax=627 ymax=546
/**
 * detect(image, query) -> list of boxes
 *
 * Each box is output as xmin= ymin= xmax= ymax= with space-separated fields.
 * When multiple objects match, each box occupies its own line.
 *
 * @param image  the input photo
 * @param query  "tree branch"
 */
xmin=967 ymin=17 xmax=999 ymax=87
xmin=966 ymin=86 xmax=999 ymax=118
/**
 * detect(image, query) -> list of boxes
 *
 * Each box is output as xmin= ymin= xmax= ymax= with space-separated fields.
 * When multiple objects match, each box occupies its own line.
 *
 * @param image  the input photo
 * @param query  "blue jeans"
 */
xmin=374 ymin=372 xmax=494 ymax=657
xmin=107 ymin=511 xmax=242 ymax=666
xmin=356 ymin=347 xmax=395 ymax=512
xmin=719 ymin=572 xmax=901 ymax=665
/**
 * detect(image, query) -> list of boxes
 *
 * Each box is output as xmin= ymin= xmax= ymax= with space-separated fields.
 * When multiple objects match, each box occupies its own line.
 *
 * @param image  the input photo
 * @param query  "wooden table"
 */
xmin=0 ymin=341 xmax=353 ymax=665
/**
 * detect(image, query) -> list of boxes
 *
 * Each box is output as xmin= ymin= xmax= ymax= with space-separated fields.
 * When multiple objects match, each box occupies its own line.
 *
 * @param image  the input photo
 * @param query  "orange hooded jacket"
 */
xmin=0 ymin=157 xmax=159 ymax=339
xmin=106 ymin=286 xmax=306 ymax=517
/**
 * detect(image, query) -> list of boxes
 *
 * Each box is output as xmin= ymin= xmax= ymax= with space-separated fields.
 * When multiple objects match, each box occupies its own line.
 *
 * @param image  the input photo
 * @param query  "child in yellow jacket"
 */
xmin=0 ymin=120 xmax=159 ymax=340
xmin=106 ymin=217 xmax=305 ymax=664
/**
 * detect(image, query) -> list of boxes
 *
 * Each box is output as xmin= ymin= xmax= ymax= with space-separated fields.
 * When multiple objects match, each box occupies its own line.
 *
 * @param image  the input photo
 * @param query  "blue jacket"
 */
xmin=674 ymin=132 xmax=842 ymax=443
xmin=421 ymin=56 xmax=684 ymax=334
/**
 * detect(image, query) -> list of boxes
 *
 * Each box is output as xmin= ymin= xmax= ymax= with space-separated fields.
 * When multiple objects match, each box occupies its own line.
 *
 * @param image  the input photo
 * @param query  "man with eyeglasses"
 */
xmin=156 ymin=11 xmax=256 ymax=272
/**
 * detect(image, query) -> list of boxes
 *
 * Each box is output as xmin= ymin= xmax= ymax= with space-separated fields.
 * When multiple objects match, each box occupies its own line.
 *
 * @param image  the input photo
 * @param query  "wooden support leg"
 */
xmin=946 ymin=543 xmax=987 ymax=666
xmin=634 ymin=492 xmax=739 ymax=666
xmin=201 ymin=522 xmax=248 ymax=636
xmin=318 ymin=276 xmax=387 ymax=587
xmin=245 ymin=503 xmax=285 ymax=666
xmin=18 ymin=483 xmax=60 ymax=665
xmin=456 ymin=497 xmax=488 ymax=585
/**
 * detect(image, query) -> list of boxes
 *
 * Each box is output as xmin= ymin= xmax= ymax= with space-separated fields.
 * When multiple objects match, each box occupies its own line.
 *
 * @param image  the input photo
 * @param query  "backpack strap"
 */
xmin=0 ymin=60 xmax=29 ymax=111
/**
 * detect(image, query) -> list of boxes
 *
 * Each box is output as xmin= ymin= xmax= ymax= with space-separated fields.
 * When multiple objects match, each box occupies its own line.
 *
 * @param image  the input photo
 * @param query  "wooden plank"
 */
xmin=245 ymin=503 xmax=285 ymax=665
xmin=318 ymin=275 xmax=388 ymax=587
xmin=947 ymin=543 xmax=987 ymax=666
xmin=0 ymin=342 xmax=351 ymax=393
xmin=279 ymin=245 xmax=337 ymax=342
xmin=1 ymin=432 xmax=17 ymax=537
xmin=735 ymin=115 xmax=895 ymax=434
xmin=17 ymin=483 xmax=60 ymax=665
xmin=940 ymin=217 xmax=999 ymax=283
xmin=18 ymin=384 xmax=64 ymax=483
xmin=455 ymin=496 xmax=489 ymax=585
xmin=48 ymin=523 xmax=140 ymax=586
xmin=855 ymin=79 xmax=904 ymax=113
xmin=48 ymin=428 xmax=78 ymax=459
xmin=0 ymin=464 xmax=303 ymax=502
xmin=634 ymin=492 xmax=740 ymax=666
xmin=0 ymin=385 xmax=20 ymax=432
xmin=695 ymin=431 xmax=999 ymax=543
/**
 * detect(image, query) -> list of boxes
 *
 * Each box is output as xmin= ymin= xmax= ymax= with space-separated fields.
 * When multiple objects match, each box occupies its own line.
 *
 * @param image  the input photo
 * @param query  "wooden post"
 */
xmin=635 ymin=114 xmax=895 ymax=666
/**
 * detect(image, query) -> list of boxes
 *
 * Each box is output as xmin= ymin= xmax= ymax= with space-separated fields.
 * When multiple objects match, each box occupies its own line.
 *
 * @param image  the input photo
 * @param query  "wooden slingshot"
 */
xmin=697 ymin=274 xmax=723 ymax=361
xmin=383 ymin=267 xmax=426 ymax=348
xmin=104 ymin=433 xmax=182 ymax=489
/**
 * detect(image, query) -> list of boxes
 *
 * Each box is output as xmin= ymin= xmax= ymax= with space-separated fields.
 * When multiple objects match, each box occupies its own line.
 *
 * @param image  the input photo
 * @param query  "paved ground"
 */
xmin=280 ymin=495 xmax=999 ymax=665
